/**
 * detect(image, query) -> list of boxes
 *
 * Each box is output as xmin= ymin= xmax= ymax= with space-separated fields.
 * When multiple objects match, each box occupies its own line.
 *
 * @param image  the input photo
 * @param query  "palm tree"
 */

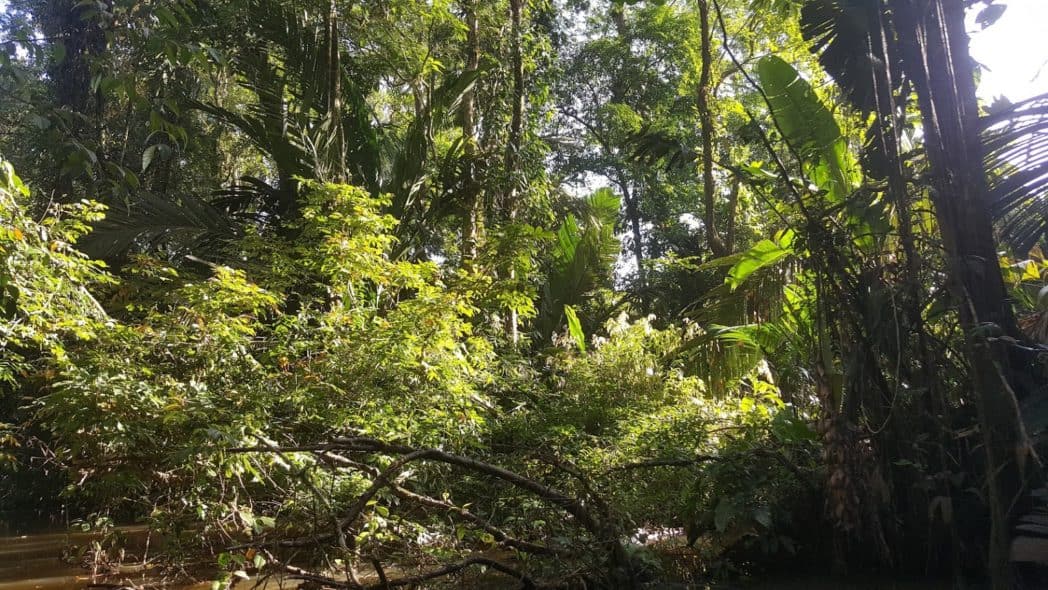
xmin=799 ymin=0 xmax=1044 ymax=584
xmin=85 ymin=0 xmax=481 ymax=261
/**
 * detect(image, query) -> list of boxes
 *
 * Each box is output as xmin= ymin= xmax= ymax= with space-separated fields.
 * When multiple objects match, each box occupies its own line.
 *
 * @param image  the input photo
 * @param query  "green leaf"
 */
xmin=564 ymin=305 xmax=586 ymax=352
xmin=753 ymin=505 xmax=772 ymax=528
xmin=553 ymin=214 xmax=581 ymax=270
xmin=756 ymin=56 xmax=857 ymax=201
xmin=727 ymin=229 xmax=794 ymax=290
xmin=142 ymin=145 xmax=159 ymax=172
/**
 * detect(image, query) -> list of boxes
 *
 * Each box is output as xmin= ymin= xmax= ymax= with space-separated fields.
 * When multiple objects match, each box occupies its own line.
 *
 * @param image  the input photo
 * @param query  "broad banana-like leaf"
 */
xmin=564 ymin=305 xmax=586 ymax=352
xmin=756 ymin=55 xmax=859 ymax=202
xmin=727 ymin=229 xmax=795 ymax=291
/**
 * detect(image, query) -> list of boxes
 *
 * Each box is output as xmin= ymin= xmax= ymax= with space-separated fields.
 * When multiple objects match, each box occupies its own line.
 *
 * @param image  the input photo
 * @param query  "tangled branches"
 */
xmin=228 ymin=436 xmax=641 ymax=589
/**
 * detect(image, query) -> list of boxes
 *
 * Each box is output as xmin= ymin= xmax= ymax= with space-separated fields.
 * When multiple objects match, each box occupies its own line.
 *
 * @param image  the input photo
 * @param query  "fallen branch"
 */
xmin=387 ymin=481 xmax=563 ymax=556
xmin=360 ymin=556 xmax=535 ymax=589
xmin=305 ymin=448 xmax=560 ymax=554
xmin=280 ymin=555 xmax=536 ymax=590
xmin=328 ymin=436 xmax=609 ymax=539
xmin=228 ymin=436 xmax=629 ymax=574
xmin=606 ymin=455 xmax=724 ymax=472
xmin=605 ymin=448 xmax=817 ymax=490
xmin=281 ymin=562 xmax=352 ymax=589
xmin=231 ymin=437 xmax=615 ymax=543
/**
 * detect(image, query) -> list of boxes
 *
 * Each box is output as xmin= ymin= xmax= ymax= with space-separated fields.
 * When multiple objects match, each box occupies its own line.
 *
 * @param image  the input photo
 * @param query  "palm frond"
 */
xmin=983 ymin=92 xmax=1048 ymax=254
xmin=629 ymin=127 xmax=697 ymax=171
xmin=187 ymin=0 xmax=380 ymax=195
xmin=387 ymin=68 xmax=483 ymax=220
xmin=799 ymin=0 xmax=902 ymax=115
xmin=83 ymin=193 xmax=239 ymax=259
xmin=534 ymin=189 xmax=622 ymax=344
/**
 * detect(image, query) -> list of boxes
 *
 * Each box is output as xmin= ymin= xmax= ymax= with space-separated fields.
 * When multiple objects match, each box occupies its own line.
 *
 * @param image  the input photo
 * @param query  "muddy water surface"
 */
xmin=0 ymin=528 xmax=955 ymax=589
xmin=0 ymin=528 xmax=280 ymax=590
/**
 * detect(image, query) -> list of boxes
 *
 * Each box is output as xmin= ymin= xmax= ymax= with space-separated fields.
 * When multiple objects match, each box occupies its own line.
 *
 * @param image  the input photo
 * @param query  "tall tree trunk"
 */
xmin=869 ymin=6 xmax=961 ymax=571
xmin=697 ymin=0 xmax=728 ymax=257
xmin=892 ymin=1 xmax=1042 ymax=585
xmin=460 ymin=0 xmax=482 ymax=268
xmin=894 ymin=0 xmax=1017 ymax=336
xmin=724 ymin=175 xmax=740 ymax=254
xmin=623 ymin=185 xmax=646 ymax=289
xmin=505 ymin=0 xmax=525 ymax=343
xmin=326 ymin=0 xmax=346 ymax=183
xmin=507 ymin=0 xmax=525 ymax=168
xmin=38 ymin=0 xmax=105 ymax=200
xmin=609 ymin=3 xmax=646 ymax=293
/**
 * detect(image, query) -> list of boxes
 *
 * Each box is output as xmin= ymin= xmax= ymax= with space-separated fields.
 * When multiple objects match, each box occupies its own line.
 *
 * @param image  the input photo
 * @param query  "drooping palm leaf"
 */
xmin=387 ymin=68 xmax=483 ymax=220
xmin=798 ymin=0 xmax=902 ymax=115
xmin=677 ymin=232 xmax=798 ymax=396
xmin=83 ymin=193 xmax=239 ymax=259
xmin=983 ymin=92 xmax=1048 ymax=254
xmin=797 ymin=0 xmax=913 ymax=182
xmin=629 ymin=127 xmax=697 ymax=171
xmin=186 ymin=0 xmax=380 ymax=208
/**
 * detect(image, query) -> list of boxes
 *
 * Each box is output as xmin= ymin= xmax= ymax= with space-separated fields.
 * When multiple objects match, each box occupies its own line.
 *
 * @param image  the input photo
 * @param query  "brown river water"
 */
xmin=0 ymin=527 xmax=953 ymax=589
xmin=0 ymin=527 xmax=296 ymax=590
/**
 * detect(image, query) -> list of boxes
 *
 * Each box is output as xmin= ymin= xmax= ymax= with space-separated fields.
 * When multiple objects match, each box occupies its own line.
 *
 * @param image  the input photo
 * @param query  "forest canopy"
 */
xmin=1 ymin=0 xmax=1047 ymax=588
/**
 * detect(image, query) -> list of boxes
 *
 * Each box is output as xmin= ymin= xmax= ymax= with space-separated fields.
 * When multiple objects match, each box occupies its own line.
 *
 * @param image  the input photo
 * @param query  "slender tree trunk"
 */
xmin=507 ymin=0 xmax=525 ymax=167
xmin=460 ymin=0 xmax=482 ymax=268
xmin=892 ymin=1 xmax=1042 ymax=585
xmin=624 ymin=187 xmax=646 ymax=288
xmin=505 ymin=0 xmax=525 ymax=343
xmin=697 ymin=0 xmax=727 ymax=257
xmin=610 ymin=2 xmax=627 ymax=35
xmin=868 ymin=7 xmax=961 ymax=570
xmin=724 ymin=175 xmax=740 ymax=253
xmin=609 ymin=3 xmax=647 ymax=293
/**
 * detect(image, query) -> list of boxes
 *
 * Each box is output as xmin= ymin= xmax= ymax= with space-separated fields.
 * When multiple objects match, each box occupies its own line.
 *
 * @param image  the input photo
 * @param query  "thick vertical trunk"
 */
xmin=38 ymin=0 xmax=105 ymax=200
xmin=40 ymin=1 xmax=101 ymax=119
xmin=326 ymin=0 xmax=346 ymax=182
xmin=894 ymin=0 xmax=1016 ymax=336
xmin=892 ymin=1 xmax=1041 ymax=585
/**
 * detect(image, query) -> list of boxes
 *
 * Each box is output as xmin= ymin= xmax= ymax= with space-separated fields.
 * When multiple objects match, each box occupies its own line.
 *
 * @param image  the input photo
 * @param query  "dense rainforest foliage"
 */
xmin=1 ymin=0 xmax=1047 ymax=588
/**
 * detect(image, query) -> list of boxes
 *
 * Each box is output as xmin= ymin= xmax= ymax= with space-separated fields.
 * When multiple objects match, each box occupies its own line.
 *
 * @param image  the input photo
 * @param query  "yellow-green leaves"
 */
xmin=0 ymin=158 xmax=112 ymax=383
xmin=727 ymin=229 xmax=794 ymax=291
xmin=564 ymin=305 xmax=586 ymax=352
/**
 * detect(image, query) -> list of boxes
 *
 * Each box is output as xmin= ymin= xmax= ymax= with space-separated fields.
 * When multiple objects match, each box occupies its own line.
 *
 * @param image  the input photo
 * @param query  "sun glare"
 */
xmin=968 ymin=0 xmax=1048 ymax=103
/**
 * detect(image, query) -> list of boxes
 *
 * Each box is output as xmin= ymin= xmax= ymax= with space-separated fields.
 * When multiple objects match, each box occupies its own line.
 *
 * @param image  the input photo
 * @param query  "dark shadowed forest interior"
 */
xmin=2 ymin=0 xmax=1048 ymax=588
